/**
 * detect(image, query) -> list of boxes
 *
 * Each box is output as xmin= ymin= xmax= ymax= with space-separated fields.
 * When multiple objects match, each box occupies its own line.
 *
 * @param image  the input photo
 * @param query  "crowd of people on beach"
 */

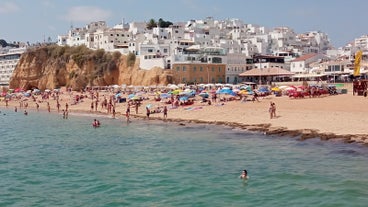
xmin=0 ymin=84 xmax=281 ymax=129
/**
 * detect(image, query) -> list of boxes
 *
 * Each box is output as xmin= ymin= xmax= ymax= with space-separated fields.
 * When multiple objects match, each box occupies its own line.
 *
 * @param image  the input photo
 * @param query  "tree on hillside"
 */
xmin=0 ymin=39 xmax=7 ymax=47
xmin=146 ymin=19 xmax=157 ymax=30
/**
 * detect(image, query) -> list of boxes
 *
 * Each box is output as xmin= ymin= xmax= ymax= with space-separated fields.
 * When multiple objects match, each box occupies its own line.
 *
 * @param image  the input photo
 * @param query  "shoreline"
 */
xmin=2 ymin=91 xmax=368 ymax=146
xmin=69 ymin=108 xmax=368 ymax=146
xmin=128 ymin=114 xmax=368 ymax=146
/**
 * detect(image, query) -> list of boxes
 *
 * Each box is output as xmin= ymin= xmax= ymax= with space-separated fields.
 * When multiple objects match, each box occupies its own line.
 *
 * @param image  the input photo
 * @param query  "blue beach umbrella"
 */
xmin=128 ymin=94 xmax=135 ymax=99
xmin=179 ymin=96 xmax=189 ymax=101
xmin=198 ymin=92 xmax=209 ymax=98
xmin=217 ymin=88 xmax=235 ymax=95
xmin=160 ymin=93 xmax=171 ymax=99
xmin=115 ymin=93 xmax=122 ymax=98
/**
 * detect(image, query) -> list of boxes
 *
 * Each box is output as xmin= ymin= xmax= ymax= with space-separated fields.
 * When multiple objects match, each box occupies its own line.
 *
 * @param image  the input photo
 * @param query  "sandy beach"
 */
xmin=1 ymin=87 xmax=368 ymax=144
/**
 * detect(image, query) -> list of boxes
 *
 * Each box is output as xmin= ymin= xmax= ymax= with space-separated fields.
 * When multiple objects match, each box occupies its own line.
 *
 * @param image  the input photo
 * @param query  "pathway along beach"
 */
xmin=1 ymin=87 xmax=368 ymax=145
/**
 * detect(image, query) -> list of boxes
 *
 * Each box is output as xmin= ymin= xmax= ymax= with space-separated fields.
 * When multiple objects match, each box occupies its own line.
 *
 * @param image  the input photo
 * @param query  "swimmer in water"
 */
xmin=240 ymin=169 xmax=249 ymax=179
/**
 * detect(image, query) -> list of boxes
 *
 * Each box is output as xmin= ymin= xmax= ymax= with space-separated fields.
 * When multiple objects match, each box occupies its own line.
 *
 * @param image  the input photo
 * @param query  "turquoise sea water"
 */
xmin=0 ymin=108 xmax=368 ymax=207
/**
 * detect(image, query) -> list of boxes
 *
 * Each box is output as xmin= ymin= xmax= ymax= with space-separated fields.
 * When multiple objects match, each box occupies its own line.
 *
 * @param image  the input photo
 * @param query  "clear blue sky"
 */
xmin=0 ymin=0 xmax=367 ymax=48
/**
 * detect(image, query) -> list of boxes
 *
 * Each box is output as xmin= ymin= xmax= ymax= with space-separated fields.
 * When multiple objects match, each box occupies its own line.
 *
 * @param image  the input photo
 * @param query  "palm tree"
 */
xmin=146 ymin=19 xmax=157 ymax=30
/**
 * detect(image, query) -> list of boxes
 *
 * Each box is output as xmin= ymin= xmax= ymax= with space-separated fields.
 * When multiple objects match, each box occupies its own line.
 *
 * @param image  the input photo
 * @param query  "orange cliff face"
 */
xmin=9 ymin=46 xmax=173 ymax=90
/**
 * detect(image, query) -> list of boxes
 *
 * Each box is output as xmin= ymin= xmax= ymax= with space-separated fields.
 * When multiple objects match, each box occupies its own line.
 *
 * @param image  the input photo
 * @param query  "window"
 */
xmin=200 ymin=66 xmax=203 ymax=71
xmin=193 ymin=66 xmax=196 ymax=72
xmin=148 ymin=49 xmax=153 ymax=53
xmin=200 ymin=77 xmax=203 ymax=82
xmin=163 ymin=49 xmax=168 ymax=53
xmin=176 ymin=66 xmax=180 ymax=71
xmin=212 ymin=67 xmax=215 ymax=72
xmin=218 ymin=67 xmax=221 ymax=72
xmin=182 ymin=66 xmax=186 ymax=71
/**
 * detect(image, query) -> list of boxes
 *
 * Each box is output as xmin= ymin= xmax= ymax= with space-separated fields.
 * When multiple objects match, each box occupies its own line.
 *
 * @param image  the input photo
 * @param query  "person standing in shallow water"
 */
xmin=146 ymin=106 xmax=150 ymax=119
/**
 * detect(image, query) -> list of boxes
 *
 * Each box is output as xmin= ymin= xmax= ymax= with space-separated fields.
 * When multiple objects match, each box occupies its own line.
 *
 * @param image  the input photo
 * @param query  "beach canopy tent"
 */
xmin=239 ymin=67 xmax=295 ymax=77
xmin=291 ymin=73 xmax=327 ymax=81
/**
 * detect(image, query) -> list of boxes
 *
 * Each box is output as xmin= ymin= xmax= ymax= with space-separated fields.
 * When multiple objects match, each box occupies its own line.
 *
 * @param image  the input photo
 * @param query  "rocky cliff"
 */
xmin=9 ymin=45 xmax=173 ymax=90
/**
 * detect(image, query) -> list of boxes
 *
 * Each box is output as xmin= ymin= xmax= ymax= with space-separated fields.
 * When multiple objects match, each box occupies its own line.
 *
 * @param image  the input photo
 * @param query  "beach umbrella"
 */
xmin=160 ymin=93 xmax=171 ymax=99
xmin=217 ymin=88 xmax=233 ymax=95
xmin=232 ymin=88 xmax=240 ymax=93
xmin=271 ymin=87 xmax=281 ymax=92
xmin=130 ymin=95 xmax=141 ymax=100
xmin=146 ymin=104 xmax=154 ymax=109
xmin=115 ymin=93 xmax=122 ymax=98
xmin=179 ymin=96 xmax=189 ymax=101
xmin=198 ymin=92 xmax=209 ymax=98
xmin=168 ymin=84 xmax=179 ymax=89
xmin=171 ymin=89 xmax=182 ymax=95
xmin=128 ymin=94 xmax=135 ymax=99
xmin=238 ymin=90 xmax=249 ymax=95
xmin=240 ymin=85 xmax=251 ymax=90
xmin=15 ymin=88 xmax=22 ymax=93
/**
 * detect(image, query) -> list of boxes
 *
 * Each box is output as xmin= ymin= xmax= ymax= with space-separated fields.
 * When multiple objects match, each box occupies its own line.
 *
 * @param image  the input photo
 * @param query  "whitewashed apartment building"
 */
xmin=0 ymin=47 xmax=26 ymax=86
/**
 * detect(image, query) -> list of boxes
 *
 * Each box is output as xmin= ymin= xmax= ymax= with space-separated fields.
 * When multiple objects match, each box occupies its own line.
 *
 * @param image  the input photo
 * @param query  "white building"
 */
xmin=92 ymin=27 xmax=132 ymax=53
xmin=354 ymin=35 xmax=368 ymax=50
xmin=226 ymin=53 xmax=252 ymax=83
xmin=0 ymin=47 xmax=26 ymax=86
xmin=290 ymin=53 xmax=326 ymax=74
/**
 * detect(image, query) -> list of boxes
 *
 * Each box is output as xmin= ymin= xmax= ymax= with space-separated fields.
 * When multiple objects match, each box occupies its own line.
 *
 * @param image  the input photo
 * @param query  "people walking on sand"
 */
xmin=163 ymin=106 xmax=168 ymax=119
xmin=95 ymin=100 xmax=98 ymax=112
xmin=35 ymin=103 xmax=39 ymax=111
xmin=269 ymin=102 xmax=276 ymax=119
xmin=90 ymin=101 xmax=94 ymax=112
xmin=65 ymin=102 xmax=69 ymax=111
xmin=252 ymin=91 xmax=259 ymax=102
xmin=14 ymin=106 xmax=17 ymax=112
xmin=272 ymin=102 xmax=276 ymax=118
xmin=24 ymin=110 xmax=28 ymax=115
xmin=135 ymin=102 xmax=139 ymax=114
xmin=269 ymin=102 xmax=273 ymax=119
xmin=47 ymin=102 xmax=51 ymax=112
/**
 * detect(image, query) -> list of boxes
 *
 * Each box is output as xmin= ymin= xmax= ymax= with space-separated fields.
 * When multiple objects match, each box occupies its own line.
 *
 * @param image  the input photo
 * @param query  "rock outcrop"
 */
xmin=9 ymin=45 xmax=173 ymax=90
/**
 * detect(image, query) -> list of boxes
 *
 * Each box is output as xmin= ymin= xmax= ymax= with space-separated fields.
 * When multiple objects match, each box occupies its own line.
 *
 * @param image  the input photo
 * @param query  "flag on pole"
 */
xmin=353 ymin=50 xmax=363 ymax=77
